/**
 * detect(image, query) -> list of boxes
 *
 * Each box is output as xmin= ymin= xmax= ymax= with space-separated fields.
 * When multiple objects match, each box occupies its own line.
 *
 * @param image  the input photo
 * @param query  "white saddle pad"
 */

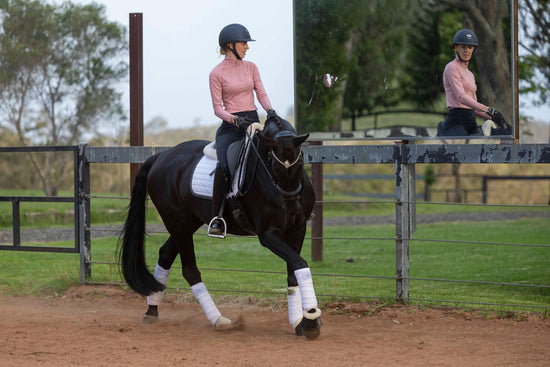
xmin=190 ymin=155 xmax=241 ymax=199
xmin=191 ymin=122 xmax=264 ymax=199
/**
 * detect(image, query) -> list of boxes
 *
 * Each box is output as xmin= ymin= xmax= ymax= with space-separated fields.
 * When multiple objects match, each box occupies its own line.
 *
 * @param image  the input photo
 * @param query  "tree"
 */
xmin=518 ymin=0 xmax=549 ymax=107
xmin=294 ymin=0 xmax=360 ymax=133
xmin=343 ymin=0 xmax=410 ymax=126
xmin=295 ymin=0 xmax=411 ymax=133
xmin=0 ymin=0 xmax=127 ymax=195
xmin=399 ymin=7 xmax=446 ymax=109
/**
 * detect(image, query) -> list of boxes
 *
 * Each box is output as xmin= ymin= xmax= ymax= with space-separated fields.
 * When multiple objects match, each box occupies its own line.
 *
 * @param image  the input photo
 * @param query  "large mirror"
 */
xmin=293 ymin=0 xmax=516 ymax=140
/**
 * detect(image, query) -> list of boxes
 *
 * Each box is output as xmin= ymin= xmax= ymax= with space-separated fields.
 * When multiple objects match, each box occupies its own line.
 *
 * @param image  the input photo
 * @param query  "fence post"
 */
xmin=310 ymin=141 xmax=323 ymax=262
xmin=129 ymin=13 xmax=144 ymax=192
xmin=77 ymin=144 xmax=91 ymax=283
xmin=395 ymin=141 xmax=416 ymax=302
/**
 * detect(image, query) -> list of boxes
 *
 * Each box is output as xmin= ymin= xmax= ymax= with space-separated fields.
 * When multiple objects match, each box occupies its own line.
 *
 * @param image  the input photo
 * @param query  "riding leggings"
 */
xmin=439 ymin=108 xmax=478 ymax=136
xmin=215 ymin=110 xmax=259 ymax=173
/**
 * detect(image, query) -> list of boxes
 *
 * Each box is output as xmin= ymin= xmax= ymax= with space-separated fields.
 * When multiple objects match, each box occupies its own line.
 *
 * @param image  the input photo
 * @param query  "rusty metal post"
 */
xmin=129 ymin=13 xmax=144 ymax=192
xmin=310 ymin=141 xmax=323 ymax=262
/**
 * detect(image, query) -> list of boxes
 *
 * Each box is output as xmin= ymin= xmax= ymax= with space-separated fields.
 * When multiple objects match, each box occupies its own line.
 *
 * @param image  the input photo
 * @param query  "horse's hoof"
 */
xmin=143 ymin=305 xmax=159 ymax=324
xmin=292 ymin=317 xmax=304 ymax=336
xmin=214 ymin=316 xmax=233 ymax=330
xmin=142 ymin=314 xmax=159 ymax=324
xmin=298 ymin=308 xmax=322 ymax=340
xmin=214 ymin=315 xmax=245 ymax=331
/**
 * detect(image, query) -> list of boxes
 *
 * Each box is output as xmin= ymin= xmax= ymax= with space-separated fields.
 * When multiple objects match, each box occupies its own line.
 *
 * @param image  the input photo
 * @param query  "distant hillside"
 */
xmin=144 ymin=124 xmax=218 ymax=147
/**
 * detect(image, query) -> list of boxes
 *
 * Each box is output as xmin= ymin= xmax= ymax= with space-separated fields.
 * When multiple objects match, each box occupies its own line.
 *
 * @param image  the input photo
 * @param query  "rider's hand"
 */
xmin=486 ymin=107 xmax=497 ymax=117
xmin=491 ymin=111 xmax=507 ymax=128
xmin=266 ymin=109 xmax=277 ymax=120
xmin=236 ymin=117 xmax=252 ymax=130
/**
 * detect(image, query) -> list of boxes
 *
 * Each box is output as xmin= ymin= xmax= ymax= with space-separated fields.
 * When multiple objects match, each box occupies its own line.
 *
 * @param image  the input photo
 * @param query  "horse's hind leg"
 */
xmin=143 ymin=236 xmax=178 ymax=323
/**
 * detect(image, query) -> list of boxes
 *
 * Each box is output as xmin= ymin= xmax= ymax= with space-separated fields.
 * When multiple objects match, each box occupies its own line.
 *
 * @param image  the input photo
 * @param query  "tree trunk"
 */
xmin=452 ymin=163 xmax=463 ymax=203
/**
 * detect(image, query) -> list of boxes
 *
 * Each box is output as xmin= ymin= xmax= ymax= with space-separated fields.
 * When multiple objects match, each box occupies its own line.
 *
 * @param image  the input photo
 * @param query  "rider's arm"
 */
xmin=445 ymin=61 xmax=492 ymax=120
xmin=250 ymin=62 xmax=272 ymax=113
xmin=209 ymin=68 xmax=238 ymax=123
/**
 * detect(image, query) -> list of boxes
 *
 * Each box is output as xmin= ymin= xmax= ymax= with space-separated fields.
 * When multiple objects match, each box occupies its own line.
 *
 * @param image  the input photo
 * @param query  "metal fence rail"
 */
xmin=0 ymin=146 xmax=83 ymax=253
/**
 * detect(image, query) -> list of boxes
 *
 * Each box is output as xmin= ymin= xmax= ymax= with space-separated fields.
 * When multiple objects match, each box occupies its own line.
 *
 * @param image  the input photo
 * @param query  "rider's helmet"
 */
xmin=218 ymin=23 xmax=255 ymax=50
xmin=452 ymin=29 xmax=478 ymax=47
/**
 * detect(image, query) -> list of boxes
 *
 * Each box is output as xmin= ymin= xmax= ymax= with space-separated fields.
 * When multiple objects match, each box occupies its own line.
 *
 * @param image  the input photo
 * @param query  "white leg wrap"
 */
xmin=287 ymin=286 xmax=303 ymax=326
xmin=294 ymin=268 xmax=318 ymax=310
xmin=191 ymin=282 xmax=222 ymax=326
xmin=147 ymin=264 xmax=170 ymax=306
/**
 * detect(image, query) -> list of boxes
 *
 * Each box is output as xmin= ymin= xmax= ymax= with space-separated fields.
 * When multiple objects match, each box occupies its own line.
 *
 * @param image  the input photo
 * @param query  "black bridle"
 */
xmin=242 ymin=128 xmax=303 ymax=200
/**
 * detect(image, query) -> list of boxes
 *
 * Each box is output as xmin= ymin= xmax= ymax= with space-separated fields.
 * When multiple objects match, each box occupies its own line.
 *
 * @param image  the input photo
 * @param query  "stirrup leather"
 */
xmin=207 ymin=216 xmax=227 ymax=239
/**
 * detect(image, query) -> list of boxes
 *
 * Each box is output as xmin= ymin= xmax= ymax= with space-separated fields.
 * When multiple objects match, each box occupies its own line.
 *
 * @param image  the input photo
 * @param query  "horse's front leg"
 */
xmin=259 ymin=229 xmax=322 ymax=339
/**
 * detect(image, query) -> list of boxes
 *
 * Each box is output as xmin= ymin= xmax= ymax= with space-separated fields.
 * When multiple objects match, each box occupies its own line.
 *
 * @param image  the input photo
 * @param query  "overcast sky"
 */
xmin=59 ymin=0 xmax=548 ymax=133
xmin=63 ymin=0 xmax=294 ymax=131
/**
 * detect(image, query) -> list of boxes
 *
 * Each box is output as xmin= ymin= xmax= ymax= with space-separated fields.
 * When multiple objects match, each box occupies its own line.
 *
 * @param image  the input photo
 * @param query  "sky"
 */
xmin=58 ymin=0 xmax=548 ymax=134
xmin=63 ymin=0 xmax=295 ymax=132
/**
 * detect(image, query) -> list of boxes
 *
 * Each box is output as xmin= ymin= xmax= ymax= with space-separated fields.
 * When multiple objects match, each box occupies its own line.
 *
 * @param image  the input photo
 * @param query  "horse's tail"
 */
xmin=118 ymin=154 xmax=165 ymax=296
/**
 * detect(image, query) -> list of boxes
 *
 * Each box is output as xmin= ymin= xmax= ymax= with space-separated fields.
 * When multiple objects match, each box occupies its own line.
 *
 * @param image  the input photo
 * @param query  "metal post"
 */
xmin=78 ymin=144 xmax=91 ymax=283
xmin=310 ymin=141 xmax=323 ymax=262
xmin=129 ymin=13 xmax=144 ymax=192
xmin=12 ymin=199 xmax=20 ymax=247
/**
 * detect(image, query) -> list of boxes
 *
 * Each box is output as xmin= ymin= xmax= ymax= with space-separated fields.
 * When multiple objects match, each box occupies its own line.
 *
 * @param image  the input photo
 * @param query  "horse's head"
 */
xmin=259 ymin=114 xmax=309 ymax=213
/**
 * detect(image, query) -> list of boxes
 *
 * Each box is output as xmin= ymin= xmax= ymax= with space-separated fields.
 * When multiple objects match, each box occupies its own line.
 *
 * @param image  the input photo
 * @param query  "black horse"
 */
xmin=119 ymin=115 xmax=322 ymax=339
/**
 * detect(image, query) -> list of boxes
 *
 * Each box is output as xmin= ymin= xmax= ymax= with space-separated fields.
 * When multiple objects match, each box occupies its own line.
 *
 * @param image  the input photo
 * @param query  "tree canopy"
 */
xmin=295 ymin=0 xmax=547 ymax=134
xmin=0 ymin=0 xmax=127 ymax=195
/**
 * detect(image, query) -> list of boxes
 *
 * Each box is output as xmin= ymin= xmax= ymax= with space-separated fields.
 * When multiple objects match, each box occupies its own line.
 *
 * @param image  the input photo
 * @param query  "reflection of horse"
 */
xmin=118 ymin=115 xmax=322 ymax=339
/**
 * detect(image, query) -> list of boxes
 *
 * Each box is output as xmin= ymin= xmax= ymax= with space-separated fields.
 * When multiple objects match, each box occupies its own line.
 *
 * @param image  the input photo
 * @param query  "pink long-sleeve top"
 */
xmin=443 ymin=56 xmax=491 ymax=120
xmin=209 ymin=56 xmax=272 ymax=123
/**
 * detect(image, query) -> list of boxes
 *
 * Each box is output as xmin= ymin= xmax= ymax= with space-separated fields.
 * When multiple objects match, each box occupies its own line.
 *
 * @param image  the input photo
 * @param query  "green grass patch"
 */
xmin=2 ymin=189 xmax=546 ymax=230
xmin=1 ymin=218 xmax=548 ymax=312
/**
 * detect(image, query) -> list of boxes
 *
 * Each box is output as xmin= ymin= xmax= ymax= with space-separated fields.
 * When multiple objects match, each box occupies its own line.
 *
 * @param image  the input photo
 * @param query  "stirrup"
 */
xmin=207 ymin=217 xmax=227 ymax=239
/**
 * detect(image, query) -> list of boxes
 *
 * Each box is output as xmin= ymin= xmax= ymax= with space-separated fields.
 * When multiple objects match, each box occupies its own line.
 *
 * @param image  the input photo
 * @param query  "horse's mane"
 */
xmin=264 ymin=115 xmax=296 ymax=138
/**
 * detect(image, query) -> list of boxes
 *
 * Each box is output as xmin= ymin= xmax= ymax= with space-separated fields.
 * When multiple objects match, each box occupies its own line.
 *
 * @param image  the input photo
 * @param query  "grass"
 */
xmin=2 ymin=188 xmax=547 ymax=230
xmin=1 ymin=218 xmax=548 ymax=312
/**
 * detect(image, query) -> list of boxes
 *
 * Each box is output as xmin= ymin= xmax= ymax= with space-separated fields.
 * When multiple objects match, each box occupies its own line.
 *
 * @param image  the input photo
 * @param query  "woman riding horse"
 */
xmin=208 ymin=23 xmax=275 ymax=237
xmin=119 ymin=114 xmax=323 ymax=339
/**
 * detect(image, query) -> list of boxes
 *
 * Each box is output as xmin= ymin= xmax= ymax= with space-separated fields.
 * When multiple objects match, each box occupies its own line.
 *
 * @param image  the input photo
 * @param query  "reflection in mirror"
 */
xmin=293 ymin=0 xmax=515 ymax=140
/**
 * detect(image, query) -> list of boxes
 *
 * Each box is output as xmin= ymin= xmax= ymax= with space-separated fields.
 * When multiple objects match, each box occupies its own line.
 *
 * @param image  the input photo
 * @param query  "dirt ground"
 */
xmin=1 ymin=286 xmax=549 ymax=367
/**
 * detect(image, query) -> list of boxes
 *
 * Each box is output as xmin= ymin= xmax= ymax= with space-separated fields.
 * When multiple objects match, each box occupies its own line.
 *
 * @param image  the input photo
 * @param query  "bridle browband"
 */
xmin=271 ymin=150 xmax=303 ymax=169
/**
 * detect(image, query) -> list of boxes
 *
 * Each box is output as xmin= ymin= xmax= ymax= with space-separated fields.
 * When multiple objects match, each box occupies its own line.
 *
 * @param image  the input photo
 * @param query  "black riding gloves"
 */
xmin=266 ymin=109 xmax=277 ymax=120
xmin=485 ymin=107 xmax=508 ymax=128
xmin=236 ymin=116 xmax=252 ymax=130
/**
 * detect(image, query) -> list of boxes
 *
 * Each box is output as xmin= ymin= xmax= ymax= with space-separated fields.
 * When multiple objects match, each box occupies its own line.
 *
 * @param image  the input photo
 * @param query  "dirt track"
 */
xmin=1 ymin=286 xmax=549 ymax=367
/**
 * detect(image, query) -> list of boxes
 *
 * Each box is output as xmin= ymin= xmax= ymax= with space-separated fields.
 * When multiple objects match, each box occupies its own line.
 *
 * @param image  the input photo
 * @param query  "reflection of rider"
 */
xmin=208 ymin=23 xmax=274 ymax=237
xmin=437 ymin=29 xmax=504 ymax=137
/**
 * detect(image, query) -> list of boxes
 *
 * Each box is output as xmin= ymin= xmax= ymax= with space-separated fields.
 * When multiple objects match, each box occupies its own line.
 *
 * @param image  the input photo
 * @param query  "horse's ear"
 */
xmin=293 ymin=133 xmax=309 ymax=147
xmin=259 ymin=133 xmax=276 ymax=148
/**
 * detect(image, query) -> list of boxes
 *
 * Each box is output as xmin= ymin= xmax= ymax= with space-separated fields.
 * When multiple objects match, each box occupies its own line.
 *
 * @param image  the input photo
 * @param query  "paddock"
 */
xmin=1 ymin=285 xmax=549 ymax=367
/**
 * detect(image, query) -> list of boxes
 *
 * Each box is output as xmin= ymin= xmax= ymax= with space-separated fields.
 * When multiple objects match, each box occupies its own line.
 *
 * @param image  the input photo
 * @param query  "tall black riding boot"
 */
xmin=208 ymin=166 xmax=230 ymax=238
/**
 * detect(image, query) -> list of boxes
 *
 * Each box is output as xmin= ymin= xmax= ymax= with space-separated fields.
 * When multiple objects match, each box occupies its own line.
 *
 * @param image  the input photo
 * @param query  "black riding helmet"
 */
xmin=218 ymin=23 xmax=255 ymax=60
xmin=453 ymin=28 xmax=478 ymax=47
xmin=452 ymin=28 xmax=478 ymax=61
